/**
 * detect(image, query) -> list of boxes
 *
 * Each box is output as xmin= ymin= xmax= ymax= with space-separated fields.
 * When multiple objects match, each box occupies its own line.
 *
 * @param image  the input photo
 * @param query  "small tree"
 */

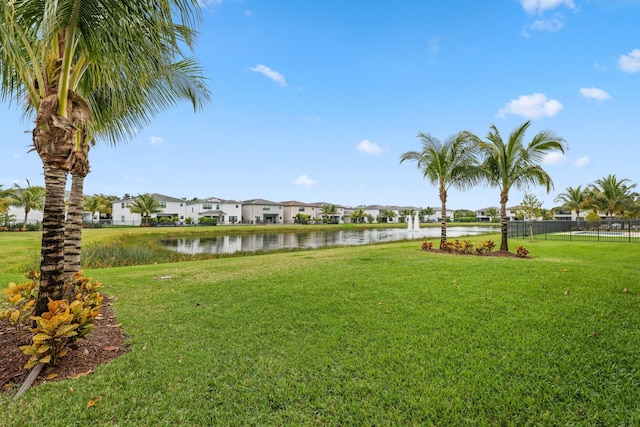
xmin=518 ymin=193 xmax=542 ymax=241
xmin=485 ymin=207 xmax=499 ymax=222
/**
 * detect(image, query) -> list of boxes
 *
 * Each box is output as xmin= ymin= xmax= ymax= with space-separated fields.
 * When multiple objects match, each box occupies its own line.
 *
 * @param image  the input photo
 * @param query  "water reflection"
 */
xmin=160 ymin=226 xmax=496 ymax=255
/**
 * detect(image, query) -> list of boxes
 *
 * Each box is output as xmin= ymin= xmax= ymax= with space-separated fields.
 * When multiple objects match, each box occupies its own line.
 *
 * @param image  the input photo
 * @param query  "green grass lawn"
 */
xmin=1 ymin=230 xmax=639 ymax=425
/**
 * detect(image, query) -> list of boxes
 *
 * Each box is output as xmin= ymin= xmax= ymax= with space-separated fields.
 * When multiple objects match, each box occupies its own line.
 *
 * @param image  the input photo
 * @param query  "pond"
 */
xmin=159 ymin=226 xmax=497 ymax=255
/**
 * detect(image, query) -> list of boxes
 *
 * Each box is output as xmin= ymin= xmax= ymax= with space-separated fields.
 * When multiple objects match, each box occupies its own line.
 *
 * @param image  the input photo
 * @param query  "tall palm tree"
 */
xmin=11 ymin=180 xmax=45 ymax=231
xmin=588 ymin=175 xmax=637 ymax=227
xmin=400 ymin=131 xmax=481 ymax=248
xmin=130 ymin=194 xmax=162 ymax=225
xmin=1 ymin=0 xmax=210 ymax=314
xmin=554 ymin=185 xmax=586 ymax=228
xmin=467 ymin=121 xmax=566 ymax=252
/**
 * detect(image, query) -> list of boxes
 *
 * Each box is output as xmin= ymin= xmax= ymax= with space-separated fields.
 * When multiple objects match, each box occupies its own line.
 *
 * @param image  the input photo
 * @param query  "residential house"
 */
xmin=281 ymin=201 xmax=319 ymax=224
xmin=112 ymin=193 xmax=187 ymax=226
xmin=186 ymin=197 xmax=242 ymax=225
xmin=476 ymin=207 xmax=499 ymax=222
xmin=312 ymin=202 xmax=347 ymax=223
xmin=241 ymin=199 xmax=283 ymax=224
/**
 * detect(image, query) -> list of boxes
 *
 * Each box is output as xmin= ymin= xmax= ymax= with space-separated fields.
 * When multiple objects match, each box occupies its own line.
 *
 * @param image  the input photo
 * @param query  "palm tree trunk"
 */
xmin=22 ymin=209 xmax=29 ymax=231
xmin=499 ymin=192 xmax=509 ymax=252
xmin=35 ymin=165 xmax=68 ymax=315
xmin=575 ymin=208 xmax=581 ymax=228
xmin=64 ymin=170 xmax=85 ymax=281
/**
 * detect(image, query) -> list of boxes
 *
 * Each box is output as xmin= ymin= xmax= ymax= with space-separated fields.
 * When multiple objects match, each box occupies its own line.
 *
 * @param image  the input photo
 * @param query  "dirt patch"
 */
xmin=1 ymin=297 xmax=128 ymax=393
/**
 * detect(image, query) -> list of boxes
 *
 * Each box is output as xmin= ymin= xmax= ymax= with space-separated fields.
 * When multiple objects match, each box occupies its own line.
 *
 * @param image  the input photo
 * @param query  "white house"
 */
xmin=241 ymin=199 xmax=283 ymax=224
xmin=476 ymin=207 xmax=499 ymax=222
xmin=112 ymin=193 xmax=187 ymax=226
xmin=186 ymin=197 xmax=242 ymax=225
xmin=7 ymin=205 xmax=43 ymax=225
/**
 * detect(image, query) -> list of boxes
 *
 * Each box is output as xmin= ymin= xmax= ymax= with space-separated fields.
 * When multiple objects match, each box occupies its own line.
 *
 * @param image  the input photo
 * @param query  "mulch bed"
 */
xmin=1 ymin=297 xmax=128 ymax=394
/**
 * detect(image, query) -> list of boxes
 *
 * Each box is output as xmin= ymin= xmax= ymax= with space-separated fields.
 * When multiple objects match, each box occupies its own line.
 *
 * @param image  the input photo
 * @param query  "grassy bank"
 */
xmin=1 ymin=232 xmax=639 ymax=425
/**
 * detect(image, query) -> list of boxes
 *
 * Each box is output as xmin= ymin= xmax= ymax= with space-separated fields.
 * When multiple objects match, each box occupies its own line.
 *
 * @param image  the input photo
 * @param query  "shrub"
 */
xmin=515 ymin=245 xmax=529 ymax=258
xmin=1 ymin=271 xmax=103 ymax=369
xmin=421 ymin=241 xmax=433 ymax=250
xmin=0 ymin=271 xmax=39 ymax=332
xmin=475 ymin=239 xmax=496 ymax=255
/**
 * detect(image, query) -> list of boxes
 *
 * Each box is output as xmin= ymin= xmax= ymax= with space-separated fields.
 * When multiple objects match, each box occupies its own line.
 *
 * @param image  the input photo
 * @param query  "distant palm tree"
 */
xmin=554 ymin=185 xmax=586 ymax=228
xmin=130 ymin=194 xmax=162 ymax=225
xmin=83 ymin=196 xmax=106 ymax=225
xmin=11 ymin=180 xmax=45 ymax=231
xmin=588 ymin=175 xmax=638 ymax=227
xmin=421 ymin=207 xmax=435 ymax=222
xmin=0 ymin=184 xmax=17 ymax=215
xmin=400 ymin=131 xmax=481 ymax=248
xmin=320 ymin=204 xmax=338 ymax=223
xmin=350 ymin=208 xmax=366 ymax=224
xmin=467 ymin=121 xmax=566 ymax=252
xmin=400 ymin=208 xmax=415 ymax=223
xmin=380 ymin=209 xmax=397 ymax=223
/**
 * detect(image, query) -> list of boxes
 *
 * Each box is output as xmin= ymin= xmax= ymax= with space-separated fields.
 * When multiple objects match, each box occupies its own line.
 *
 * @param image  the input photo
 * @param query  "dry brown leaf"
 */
xmin=107 ymin=323 xmax=122 ymax=328
xmin=68 ymin=370 xmax=92 ymax=379
xmin=87 ymin=395 xmax=102 ymax=408
xmin=103 ymin=346 xmax=120 ymax=352
xmin=45 ymin=373 xmax=58 ymax=380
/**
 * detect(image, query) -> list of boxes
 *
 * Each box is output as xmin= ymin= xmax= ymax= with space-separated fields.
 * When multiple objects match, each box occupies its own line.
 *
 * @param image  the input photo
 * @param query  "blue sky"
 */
xmin=2 ymin=0 xmax=639 ymax=210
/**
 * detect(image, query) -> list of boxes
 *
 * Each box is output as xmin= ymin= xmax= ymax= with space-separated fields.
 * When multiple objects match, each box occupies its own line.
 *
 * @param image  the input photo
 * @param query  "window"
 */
xmin=158 ymin=201 xmax=166 ymax=208
xmin=298 ymin=207 xmax=305 ymax=212
xmin=203 ymin=203 xmax=212 ymax=210
xmin=121 ymin=203 xmax=125 ymax=208
xmin=263 ymin=206 xmax=270 ymax=211
xmin=216 ymin=204 xmax=220 ymax=210
xmin=229 ymin=216 xmax=238 ymax=223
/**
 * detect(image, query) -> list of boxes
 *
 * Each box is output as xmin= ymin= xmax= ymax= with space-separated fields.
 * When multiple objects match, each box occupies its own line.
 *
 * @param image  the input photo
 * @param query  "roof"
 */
xmin=242 ymin=198 xmax=280 ymax=205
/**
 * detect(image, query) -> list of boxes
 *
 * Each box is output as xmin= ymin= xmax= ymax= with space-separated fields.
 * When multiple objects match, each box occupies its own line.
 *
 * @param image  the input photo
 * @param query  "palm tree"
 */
xmin=320 ymin=204 xmax=338 ymax=223
xmin=83 ymin=195 xmax=106 ymax=225
xmin=130 ymin=194 xmax=162 ymax=225
xmin=467 ymin=121 xmax=566 ymax=252
xmin=1 ymin=0 xmax=210 ymax=314
xmin=588 ymin=175 xmax=637 ymax=227
xmin=350 ymin=208 xmax=366 ymax=223
xmin=400 ymin=131 xmax=482 ymax=248
xmin=0 ymin=184 xmax=17 ymax=216
xmin=554 ymin=185 xmax=586 ymax=228
xmin=11 ymin=180 xmax=45 ymax=231
xmin=421 ymin=207 xmax=435 ymax=222
xmin=400 ymin=208 xmax=415 ymax=223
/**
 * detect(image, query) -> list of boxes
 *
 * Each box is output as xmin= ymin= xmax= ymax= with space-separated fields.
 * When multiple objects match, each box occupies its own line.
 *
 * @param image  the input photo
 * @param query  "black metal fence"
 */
xmin=508 ymin=220 xmax=640 ymax=243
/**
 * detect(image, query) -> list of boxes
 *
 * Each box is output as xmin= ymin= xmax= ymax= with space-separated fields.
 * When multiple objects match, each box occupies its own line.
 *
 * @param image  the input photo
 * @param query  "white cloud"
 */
xmin=520 ymin=0 xmax=575 ymax=14
xmin=497 ymin=93 xmax=563 ymax=119
xmin=149 ymin=136 xmax=163 ymax=145
xmin=579 ymin=87 xmax=611 ymax=101
xmin=531 ymin=15 xmax=564 ymax=31
xmin=575 ymin=156 xmax=591 ymax=167
xmin=295 ymin=174 xmax=317 ymax=187
xmin=357 ymin=139 xmax=385 ymax=155
xmin=618 ymin=49 xmax=640 ymax=73
xmin=543 ymin=152 xmax=567 ymax=165
xmin=249 ymin=64 xmax=287 ymax=86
